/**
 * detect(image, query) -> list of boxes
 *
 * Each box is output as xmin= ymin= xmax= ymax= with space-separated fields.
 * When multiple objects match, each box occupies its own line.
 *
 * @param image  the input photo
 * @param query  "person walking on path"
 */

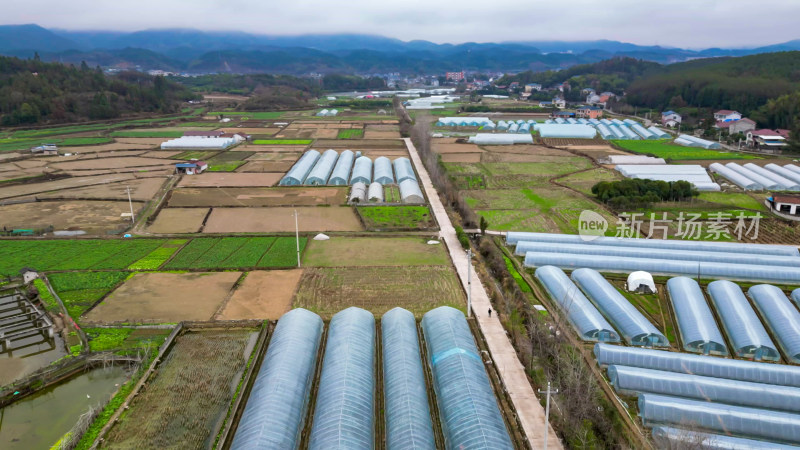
xmin=488 ymin=308 xmax=492 ymax=318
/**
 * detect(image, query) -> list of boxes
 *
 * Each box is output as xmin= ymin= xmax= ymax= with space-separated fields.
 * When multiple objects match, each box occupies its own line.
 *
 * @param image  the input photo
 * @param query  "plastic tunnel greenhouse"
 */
xmin=309 ymin=307 xmax=375 ymax=450
xmin=608 ymin=125 xmax=626 ymax=139
xmin=638 ymin=393 xmax=800 ymax=444
xmin=350 ymin=156 xmax=373 ymax=185
xmin=534 ymin=266 xmax=620 ymax=342
xmin=608 ymin=365 xmax=800 ymax=413
xmin=349 ymin=182 xmax=367 ymax=203
xmin=707 ymin=280 xmax=780 ymax=361
xmin=652 ymin=426 xmax=798 ymax=450
xmin=794 ymin=288 xmax=800 ymax=308
xmin=594 ymin=343 xmax=800 ymax=387
xmin=279 ymin=150 xmax=321 ymax=186
xmin=393 ymin=157 xmax=417 ymax=183
xmin=666 ymin=277 xmax=727 ymax=355
xmin=381 ymin=308 xmax=435 ymax=450
xmin=596 ymin=124 xmax=614 ymax=140
xmin=421 ymin=307 xmax=513 ymax=450
xmin=367 ymin=182 xmax=383 ymax=202
xmin=744 ymin=163 xmax=800 ymax=191
xmin=231 ymin=308 xmax=324 ymax=449
xmin=373 ymin=156 xmax=394 ymax=185
xmin=709 ymin=162 xmax=762 ymax=190
xmin=305 ymin=149 xmax=339 ymax=185
xmin=570 ymin=268 xmax=668 ymax=346
xmin=748 ymin=284 xmax=800 ymax=364
xmin=534 ymin=124 xmax=597 ymax=139
xmin=766 ymin=163 xmax=800 ymax=185
xmin=726 ymin=162 xmax=780 ymax=189
xmin=399 ymin=179 xmax=424 ymax=204
xmin=329 ymin=150 xmax=354 ymax=185
xmin=647 ymin=126 xmax=670 ymax=139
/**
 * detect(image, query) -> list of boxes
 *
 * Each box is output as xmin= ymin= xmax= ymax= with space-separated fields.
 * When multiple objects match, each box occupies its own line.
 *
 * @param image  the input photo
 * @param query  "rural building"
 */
xmin=174 ymin=161 xmax=208 ymax=175
xmin=525 ymin=83 xmax=542 ymax=92
xmin=747 ymin=129 xmax=790 ymax=149
xmin=576 ymin=106 xmax=603 ymax=119
xmin=552 ymin=111 xmax=575 ymax=119
xmin=553 ymin=97 xmax=567 ymax=109
xmin=582 ymin=87 xmax=596 ymax=95
xmin=220 ymin=132 xmax=249 ymax=142
xmin=183 ymin=130 xmax=225 ymax=138
xmin=661 ymin=111 xmax=682 ymax=127
xmin=714 ymin=110 xmax=742 ymax=122
xmin=30 ymin=143 xmax=58 ymax=154
xmin=445 ymin=71 xmax=465 ymax=81
xmin=768 ymin=194 xmax=800 ymax=216
xmin=538 ymin=101 xmax=553 ymax=108
xmin=715 ymin=118 xmax=756 ymax=134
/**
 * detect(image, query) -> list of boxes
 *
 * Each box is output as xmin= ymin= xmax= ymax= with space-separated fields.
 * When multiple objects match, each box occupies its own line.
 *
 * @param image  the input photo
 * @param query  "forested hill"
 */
xmin=0 ymin=56 xmax=199 ymax=126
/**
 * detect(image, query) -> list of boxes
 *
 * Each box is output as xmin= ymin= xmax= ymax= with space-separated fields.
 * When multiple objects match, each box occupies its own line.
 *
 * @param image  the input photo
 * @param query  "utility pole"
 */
xmin=294 ymin=209 xmax=301 ymax=268
xmin=466 ymin=248 xmax=472 ymax=317
xmin=126 ymin=186 xmax=135 ymax=224
xmin=538 ymin=381 xmax=559 ymax=450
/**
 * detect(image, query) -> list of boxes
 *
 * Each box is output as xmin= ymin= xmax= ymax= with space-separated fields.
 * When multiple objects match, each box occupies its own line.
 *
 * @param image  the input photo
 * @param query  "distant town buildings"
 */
xmin=445 ymin=71 xmax=465 ymax=82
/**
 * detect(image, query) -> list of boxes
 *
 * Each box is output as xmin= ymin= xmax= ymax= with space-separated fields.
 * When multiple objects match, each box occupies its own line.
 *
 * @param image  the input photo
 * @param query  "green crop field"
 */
xmin=696 ymin=192 xmax=767 ymax=211
xmin=257 ymin=237 xmax=306 ymax=267
xmin=49 ymin=272 xmax=130 ymax=319
xmin=336 ymin=129 xmax=364 ymax=139
xmin=0 ymin=136 xmax=113 ymax=152
xmin=208 ymin=111 xmax=287 ymax=119
xmin=11 ymin=124 xmax=113 ymax=138
xmin=128 ymin=240 xmax=187 ymax=270
xmin=206 ymin=161 xmax=246 ymax=171
xmin=612 ymin=140 xmax=758 ymax=160
xmin=163 ymin=236 xmax=300 ymax=269
xmin=110 ymin=130 xmax=185 ymax=138
xmin=84 ymin=327 xmax=170 ymax=355
xmin=358 ymin=206 xmax=436 ymax=230
xmin=174 ymin=122 xmax=219 ymax=127
xmin=252 ymin=139 xmax=313 ymax=145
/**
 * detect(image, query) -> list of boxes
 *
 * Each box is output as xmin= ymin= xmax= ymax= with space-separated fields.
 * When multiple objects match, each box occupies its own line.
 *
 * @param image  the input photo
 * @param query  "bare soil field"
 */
xmin=147 ymin=207 xmax=209 ymax=233
xmin=237 ymin=144 xmax=308 ymax=153
xmin=364 ymin=131 xmax=401 ymax=139
xmin=84 ymin=272 xmax=241 ymax=323
xmin=0 ymin=200 xmax=137 ymax=233
xmin=169 ymin=187 xmax=348 ymax=207
xmin=542 ymin=138 xmax=607 ymax=146
xmin=59 ymin=142 xmax=146 ymax=153
xmin=311 ymin=129 xmax=339 ymax=139
xmin=433 ymin=142 xmax=484 ymax=154
xmin=203 ymin=206 xmax=362 ymax=233
xmin=140 ymin=150 xmax=183 ymax=158
xmin=113 ymin=137 xmax=167 ymax=146
xmin=236 ymin=160 xmax=295 ymax=172
xmin=366 ymin=124 xmax=400 ymax=132
xmin=314 ymin=139 xmax=406 ymax=149
xmin=0 ymin=173 xmax=137 ymax=199
xmin=359 ymin=149 xmax=409 ymax=158
xmin=177 ymin=172 xmax=282 ymax=187
xmin=304 ymin=237 xmax=449 ymax=267
xmin=441 ymin=153 xmax=482 ymax=163
xmin=246 ymin=152 xmax=301 ymax=161
xmin=217 ymin=270 xmax=302 ymax=320
xmin=219 ymin=127 xmax=278 ymax=135
xmin=49 ymin=156 xmax=177 ymax=171
xmin=37 ymin=177 xmax=166 ymax=201
xmin=274 ymin=128 xmax=315 ymax=139
xmin=293 ymin=266 xmax=465 ymax=318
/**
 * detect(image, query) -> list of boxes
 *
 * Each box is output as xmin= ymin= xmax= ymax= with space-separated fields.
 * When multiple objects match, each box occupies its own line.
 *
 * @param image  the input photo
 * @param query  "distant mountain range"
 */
xmin=2 ymin=24 xmax=800 ymax=74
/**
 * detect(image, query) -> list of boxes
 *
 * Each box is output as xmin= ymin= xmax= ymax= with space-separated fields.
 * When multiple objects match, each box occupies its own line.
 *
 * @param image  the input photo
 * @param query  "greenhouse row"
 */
xmin=652 ymin=426 xmax=798 ymax=450
xmin=536 ymin=120 xmax=669 ymax=140
xmin=615 ymin=164 xmax=720 ymax=191
xmin=435 ymin=117 xmax=495 ymax=127
xmin=160 ymin=136 xmax=237 ymax=149
xmin=233 ymin=307 xmax=513 ymax=450
xmin=666 ymin=277 xmax=728 ymax=355
xmin=534 ymin=123 xmax=597 ymax=139
xmin=749 ymin=284 xmax=800 ymax=364
xmin=279 ymin=150 xmax=418 ymax=187
xmin=674 ymin=134 xmax=721 ymax=149
xmin=349 ymin=179 xmax=424 ymax=204
xmin=710 ymin=162 xmax=800 ymax=191
xmin=604 ymin=155 xmax=666 ymax=164
xmin=534 ymin=266 xmax=620 ymax=342
xmin=316 ymin=109 xmax=338 ymax=116
xmin=467 ymin=133 xmax=533 ymax=145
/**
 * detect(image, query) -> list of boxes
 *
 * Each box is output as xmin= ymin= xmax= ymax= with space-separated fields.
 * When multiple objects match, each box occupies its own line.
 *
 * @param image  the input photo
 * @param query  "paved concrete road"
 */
xmin=404 ymin=138 xmax=562 ymax=449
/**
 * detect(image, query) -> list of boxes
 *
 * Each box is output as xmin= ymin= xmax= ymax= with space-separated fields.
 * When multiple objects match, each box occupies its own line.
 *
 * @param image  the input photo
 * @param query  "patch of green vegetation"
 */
xmin=174 ymin=122 xmax=219 ymax=127
xmin=49 ymin=272 xmax=129 ymax=319
xmin=252 ymin=139 xmax=313 ymax=145
xmin=164 ymin=237 xmax=293 ymax=269
xmin=128 ymin=240 xmax=187 ymax=270
xmin=209 ymin=111 xmax=287 ymax=119
xmin=110 ymin=130 xmax=185 ymax=138
xmin=206 ymin=161 xmax=246 ymax=171
xmin=697 ymin=191 xmax=767 ymax=211
xmin=358 ymin=206 xmax=435 ymax=230
xmin=503 ymin=255 xmax=531 ymax=293
xmin=612 ymin=139 xmax=758 ymax=160
xmin=11 ymin=124 xmax=113 ymax=138
xmin=257 ymin=237 xmax=307 ymax=267
xmin=33 ymin=278 xmax=59 ymax=312
xmin=336 ymin=128 xmax=364 ymax=139
xmin=0 ymin=136 xmax=113 ymax=152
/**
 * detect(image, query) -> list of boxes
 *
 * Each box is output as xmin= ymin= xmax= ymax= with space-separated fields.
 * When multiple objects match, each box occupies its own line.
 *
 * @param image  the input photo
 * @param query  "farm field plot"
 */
xmin=432 ymin=142 xmax=485 ymax=154
xmin=0 ymin=239 xmax=165 ymax=276
xmin=245 ymin=151 xmax=301 ymax=161
xmin=49 ymin=271 xmax=130 ymax=319
xmin=239 ymin=145 xmax=305 ymax=154
xmin=612 ymin=140 xmax=758 ymax=160
xmin=217 ymin=270 xmax=302 ymax=320
xmin=209 ymin=111 xmax=289 ymax=119
xmin=251 ymin=139 xmax=313 ymax=145
xmin=140 ymin=150 xmax=183 ymax=158
xmin=168 ymin=186 xmax=348 ymax=207
xmin=558 ymin=168 xmax=623 ymax=194
xmin=164 ymin=236 xmax=304 ymax=269
xmin=304 ymin=237 xmax=448 ymax=267
xmin=147 ymin=208 xmax=209 ymax=233
xmin=127 ymin=239 xmax=188 ymax=270
xmin=357 ymin=205 xmax=436 ymax=230
xmin=314 ymin=138 xmax=406 ymax=149
xmin=110 ymin=130 xmax=184 ymax=138
xmin=84 ymin=272 xmax=241 ymax=323
xmin=36 ymin=178 xmax=166 ymax=201
xmin=237 ymin=160 xmax=295 ymax=172
xmin=0 ymin=173 xmax=137 ymax=199
xmin=218 ymin=127 xmax=278 ymax=135
xmin=177 ymin=172 xmax=282 ymax=187
xmin=440 ymin=153 xmax=482 ymax=163
xmin=696 ymin=191 xmax=767 ymax=210
xmin=0 ymin=200 xmax=141 ymax=234
xmin=113 ymin=137 xmax=167 ymax=146
xmin=103 ymin=329 xmax=256 ymax=449
xmin=203 ymin=206 xmax=362 ymax=232
xmin=336 ymin=128 xmax=364 ymax=139
xmin=564 ymin=144 xmax=627 ymax=159
xmin=174 ymin=150 xmax=221 ymax=160
xmin=53 ymin=142 xmax=145 ymax=153
xmin=293 ymin=265 xmax=465 ymax=318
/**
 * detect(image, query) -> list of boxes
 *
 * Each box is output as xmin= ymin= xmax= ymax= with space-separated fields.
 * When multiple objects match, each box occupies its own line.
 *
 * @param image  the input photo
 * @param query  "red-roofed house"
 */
xmin=713 ymin=110 xmax=742 ymax=122
xmin=768 ymin=194 xmax=800 ymax=217
xmin=746 ymin=129 xmax=790 ymax=149
xmin=715 ymin=117 xmax=755 ymax=134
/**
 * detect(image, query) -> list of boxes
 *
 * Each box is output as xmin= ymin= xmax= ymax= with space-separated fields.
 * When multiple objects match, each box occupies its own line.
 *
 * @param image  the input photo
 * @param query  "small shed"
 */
xmin=627 ymin=271 xmax=656 ymax=294
xmin=175 ymin=161 xmax=208 ymax=175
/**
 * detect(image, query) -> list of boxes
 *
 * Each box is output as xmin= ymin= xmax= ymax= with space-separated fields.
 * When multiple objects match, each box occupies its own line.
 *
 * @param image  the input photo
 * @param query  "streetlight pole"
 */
xmin=466 ymin=248 xmax=472 ymax=317
xmin=538 ymin=381 xmax=559 ymax=450
xmin=126 ymin=186 xmax=135 ymax=224
xmin=294 ymin=209 xmax=301 ymax=268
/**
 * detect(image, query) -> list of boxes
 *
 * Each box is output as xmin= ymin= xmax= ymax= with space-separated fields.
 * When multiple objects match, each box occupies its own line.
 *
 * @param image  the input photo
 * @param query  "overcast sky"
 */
xmin=7 ymin=0 xmax=800 ymax=48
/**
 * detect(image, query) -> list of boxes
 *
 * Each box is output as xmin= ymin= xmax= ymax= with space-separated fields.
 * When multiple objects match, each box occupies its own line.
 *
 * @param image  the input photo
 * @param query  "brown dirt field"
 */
xmin=364 ymin=131 xmax=401 ymax=139
xmin=147 ymin=207 xmax=209 ymax=233
xmin=236 ymin=161 xmax=295 ymax=172
xmin=310 ymin=129 xmax=339 ymax=139
xmin=203 ymin=206 xmax=362 ymax=233
xmin=238 ymin=145 xmax=309 ymax=153
xmin=217 ymin=270 xmax=302 ymax=320
xmin=0 ymin=200 xmax=139 ymax=233
xmin=218 ymin=127 xmax=277 ymax=135
xmin=12 ymin=159 xmax=48 ymax=168
xmin=0 ymin=173 xmax=137 ymax=199
xmin=314 ymin=139 xmax=406 ymax=149
xmin=177 ymin=172 xmax=282 ymax=187
xmin=140 ymin=150 xmax=183 ymax=158
xmin=441 ymin=153 xmax=482 ymax=163
xmin=37 ymin=177 xmax=166 ymax=201
xmin=62 ymin=168 xmax=174 ymax=177
xmin=566 ymin=145 xmax=627 ymax=159
xmin=113 ymin=138 xmax=167 ymax=146
xmin=169 ymin=187 xmax=347 ymax=207
xmin=0 ymin=152 xmax=23 ymax=161
xmin=246 ymin=152 xmax=301 ymax=161
xmin=433 ymin=143 xmax=484 ymax=154
xmin=61 ymin=143 xmax=147 ymax=153
xmin=85 ymin=272 xmax=241 ymax=323
xmin=359 ymin=149 xmax=409 ymax=158
xmin=50 ymin=156 xmax=177 ymax=171
xmin=367 ymin=124 xmax=400 ymax=132
xmin=275 ymin=129 xmax=314 ymax=139
xmin=482 ymin=153 xmax=560 ymax=162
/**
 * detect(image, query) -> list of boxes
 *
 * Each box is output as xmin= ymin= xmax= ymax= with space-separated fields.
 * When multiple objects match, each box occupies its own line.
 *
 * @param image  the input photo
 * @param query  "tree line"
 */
xmin=592 ymin=179 xmax=698 ymax=210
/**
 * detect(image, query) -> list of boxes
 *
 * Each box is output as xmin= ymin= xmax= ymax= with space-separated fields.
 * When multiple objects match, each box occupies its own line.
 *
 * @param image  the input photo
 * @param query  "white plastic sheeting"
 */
xmin=595 ymin=343 xmax=800 ymax=387
xmin=280 ymin=150 xmax=321 ymax=186
xmin=709 ymin=162 xmax=762 ymax=190
xmin=667 ymin=277 xmax=728 ymax=355
xmin=373 ymin=157 xmax=394 ymax=185
xmin=367 ymin=182 xmax=383 ymax=202
xmin=765 ymin=163 xmax=800 ymax=185
xmin=231 ymin=309 xmax=323 ymax=449
xmin=421 ymin=307 xmax=513 ymax=450
xmin=638 ymin=393 xmax=800 ymax=444
xmin=329 ymin=150 xmax=354 ymax=185
xmin=309 ymin=307 xmax=375 ymax=450
xmin=305 ymin=149 xmax=339 ymax=185
xmin=608 ymin=125 xmax=626 ymax=139
xmin=399 ymin=179 xmax=424 ymax=204
xmin=393 ymin=157 xmax=417 ymax=183
xmin=743 ymin=163 xmax=800 ymax=191
xmin=748 ymin=284 xmax=800 ymax=364
xmin=675 ymin=134 xmax=722 ymax=149
xmin=627 ymin=271 xmax=656 ymax=293
xmin=619 ymin=125 xmax=640 ymax=140
xmin=534 ymin=266 xmax=620 ymax=342
xmin=349 ymin=182 xmax=367 ymax=203
xmin=571 ymin=268 xmax=667 ymax=346
xmin=160 ymin=136 xmax=236 ymax=149
xmin=467 ymin=133 xmax=533 ymax=145
xmin=534 ymin=124 xmax=597 ymax=139
xmin=793 ymin=288 xmax=800 ymax=308
xmin=596 ymin=124 xmax=614 ymax=140
xmin=707 ymin=280 xmax=779 ymax=361
xmin=436 ymin=117 xmax=493 ymax=127
xmin=615 ymin=164 xmax=719 ymax=190
xmin=652 ymin=426 xmax=798 ymax=450
xmin=382 ymin=308 xmax=435 ymax=450
xmin=606 ymin=155 xmax=665 ymax=165
xmin=630 ymin=123 xmax=657 ymax=139
xmin=647 ymin=127 xmax=670 ymax=139
xmin=608 ymin=365 xmax=800 ymax=413
xmin=351 ymin=156 xmax=373 ymax=185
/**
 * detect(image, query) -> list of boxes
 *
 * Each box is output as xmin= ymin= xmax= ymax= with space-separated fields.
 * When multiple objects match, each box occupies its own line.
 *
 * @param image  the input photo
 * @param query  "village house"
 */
xmin=175 ymin=161 xmax=208 ymax=175
xmin=525 ymin=83 xmax=542 ymax=92
xmin=746 ymin=129 xmax=791 ymax=149
xmin=575 ymin=105 xmax=604 ymax=119
xmin=661 ymin=110 xmax=682 ymax=127
xmin=715 ymin=117 xmax=756 ymax=134
xmin=713 ymin=110 xmax=742 ymax=122
xmin=768 ymin=194 xmax=800 ymax=217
